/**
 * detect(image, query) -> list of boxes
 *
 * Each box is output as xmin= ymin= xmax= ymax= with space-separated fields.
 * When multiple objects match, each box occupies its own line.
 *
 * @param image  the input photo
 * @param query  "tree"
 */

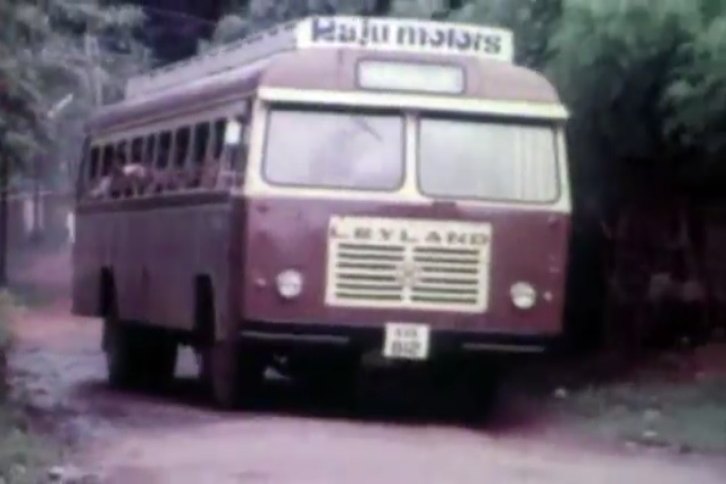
xmin=663 ymin=8 xmax=726 ymax=192
xmin=0 ymin=0 xmax=149 ymax=286
xmin=547 ymin=0 xmax=726 ymax=208
xmin=544 ymin=0 xmax=726 ymax=348
xmin=210 ymin=0 xmax=381 ymax=44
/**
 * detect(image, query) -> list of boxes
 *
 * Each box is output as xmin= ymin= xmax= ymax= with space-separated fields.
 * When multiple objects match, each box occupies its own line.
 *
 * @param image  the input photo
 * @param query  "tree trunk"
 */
xmin=0 ymin=156 xmax=8 ymax=288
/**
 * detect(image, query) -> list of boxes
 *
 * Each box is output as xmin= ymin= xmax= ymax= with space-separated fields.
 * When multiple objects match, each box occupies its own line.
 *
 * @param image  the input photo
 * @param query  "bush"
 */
xmin=0 ymin=408 xmax=59 ymax=484
xmin=0 ymin=291 xmax=60 ymax=482
xmin=0 ymin=291 xmax=13 ymax=401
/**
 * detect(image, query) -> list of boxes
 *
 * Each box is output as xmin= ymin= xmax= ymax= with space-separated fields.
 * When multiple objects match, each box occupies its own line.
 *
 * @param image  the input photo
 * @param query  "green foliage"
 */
xmin=554 ymin=375 xmax=726 ymax=453
xmin=0 ymin=0 xmax=150 ymax=191
xmin=664 ymin=13 xmax=726 ymax=168
xmin=550 ymin=1 xmax=691 ymax=183
xmin=546 ymin=0 xmax=726 ymax=202
xmin=0 ymin=407 xmax=60 ymax=484
xmin=211 ymin=0 xmax=371 ymax=44
xmin=446 ymin=0 xmax=562 ymax=68
xmin=0 ymin=294 xmax=58 ymax=483
xmin=1 ymin=291 xmax=12 ymax=403
xmin=0 ymin=291 xmax=10 ymax=350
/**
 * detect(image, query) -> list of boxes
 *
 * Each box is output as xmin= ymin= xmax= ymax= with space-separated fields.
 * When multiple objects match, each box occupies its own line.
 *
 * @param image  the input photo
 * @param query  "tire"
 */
xmin=104 ymin=318 xmax=142 ymax=388
xmin=145 ymin=332 xmax=178 ymax=389
xmin=104 ymin=319 xmax=177 ymax=390
xmin=202 ymin=340 xmax=265 ymax=409
xmin=307 ymin=353 xmax=360 ymax=401
xmin=459 ymin=365 xmax=501 ymax=422
xmin=430 ymin=356 xmax=501 ymax=422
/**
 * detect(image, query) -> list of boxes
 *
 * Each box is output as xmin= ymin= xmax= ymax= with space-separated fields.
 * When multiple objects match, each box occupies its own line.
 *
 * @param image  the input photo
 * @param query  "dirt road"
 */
xmin=7 ymin=300 xmax=726 ymax=484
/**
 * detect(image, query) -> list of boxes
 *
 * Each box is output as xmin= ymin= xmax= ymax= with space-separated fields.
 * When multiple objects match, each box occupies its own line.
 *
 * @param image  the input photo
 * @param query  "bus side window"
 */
xmin=144 ymin=134 xmax=156 ymax=166
xmin=127 ymin=137 xmax=145 ymax=197
xmin=113 ymin=140 xmax=127 ymax=199
xmin=88 ymin=147 xmax=100 ymax=182
xmin=155 ymin=131 xmax=172 ymax=193
xmin=157 ymin=131 xmax=171 ymax=169
xmin=88 ymin=144 xmax=114 ymax=199
xmin=194 ymin=123 xmax=210 ymax=166
xmin=238 ymin=115 xmax=250 ymax=171
xmin=102 ymin=145 xmax=115 ymax=177
xmin=192 ymin=122 xmax=210 ymax=188
xmin=117 ymin=140 xmax=128 ymax=169
xmin=199 ymin=119 xmax=227 ymax=189
xmin=213 ymin=119 xmax=226 ymax=160
xmin=175 ymin=126 xmax=191 ymax=169
xmin=131 ymin=137 xmax=143 ymax=165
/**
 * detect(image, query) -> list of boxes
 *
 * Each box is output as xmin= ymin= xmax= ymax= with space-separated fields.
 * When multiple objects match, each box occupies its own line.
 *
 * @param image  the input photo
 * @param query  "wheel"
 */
xmin=202 ymin=340 xmax=265 ymax=409
xmin=430 ymin=356 xmax=501 ymax=422
xmin=145 ymin=332 xmax=178 ymax=389
xmin=291 ymin=352 xmax=360 ymax=404
xmin=459 ymin=364 xmax=501 ymax=422
xmin=104 ymin=319 xmax=177 ymax=390
xmin=104 ymin=318 xmax=142 ymax=388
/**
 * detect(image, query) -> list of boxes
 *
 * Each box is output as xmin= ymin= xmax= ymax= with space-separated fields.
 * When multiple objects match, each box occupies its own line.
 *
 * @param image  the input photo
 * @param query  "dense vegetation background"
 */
xmin=2 ymin=0 xmax=725 ymax=348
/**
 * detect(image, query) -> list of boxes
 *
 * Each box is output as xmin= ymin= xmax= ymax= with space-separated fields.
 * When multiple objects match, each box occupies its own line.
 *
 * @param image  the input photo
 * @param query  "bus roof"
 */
xmin=90 ymin=17 xmax=566 ymax=133
xmin=126 ymin=16 xmax=515 ymax=100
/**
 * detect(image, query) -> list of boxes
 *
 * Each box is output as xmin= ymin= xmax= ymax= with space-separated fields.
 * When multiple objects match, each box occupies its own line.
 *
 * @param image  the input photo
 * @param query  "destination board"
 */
xmin=127 ymin=16 xmax=514 ymax=99
xmin=298 ymin=16 xmax=514 ymax=62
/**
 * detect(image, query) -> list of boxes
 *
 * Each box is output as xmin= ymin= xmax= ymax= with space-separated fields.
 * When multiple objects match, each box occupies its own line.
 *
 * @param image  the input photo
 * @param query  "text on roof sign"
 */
xmin=302 ymin=17 xmax=514 ymax=62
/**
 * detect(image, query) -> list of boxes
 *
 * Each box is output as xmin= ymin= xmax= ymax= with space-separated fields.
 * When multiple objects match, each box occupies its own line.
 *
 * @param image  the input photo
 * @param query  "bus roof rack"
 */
xmin=125 ymin=16 xmax=514 ymax=100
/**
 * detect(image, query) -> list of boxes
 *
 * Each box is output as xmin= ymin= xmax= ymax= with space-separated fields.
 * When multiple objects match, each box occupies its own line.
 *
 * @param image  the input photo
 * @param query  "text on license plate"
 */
xmin=383 ymin=323 xmax=430 ymax=360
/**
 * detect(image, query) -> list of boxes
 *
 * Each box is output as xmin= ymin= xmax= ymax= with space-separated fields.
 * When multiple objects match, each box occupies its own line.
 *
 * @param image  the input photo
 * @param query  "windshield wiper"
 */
xmin=350 ymin=115 xmax=382 ymax=142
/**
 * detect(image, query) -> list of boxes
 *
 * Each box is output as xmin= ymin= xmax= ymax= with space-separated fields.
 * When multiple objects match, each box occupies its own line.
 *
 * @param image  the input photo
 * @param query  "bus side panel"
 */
xmin=72 ymin=211 xmax=101 ymax=317
xmin=73 ymin=198 xmax=234 ymax=333
xmin=225 ymin=198 xmax=248 ymax=340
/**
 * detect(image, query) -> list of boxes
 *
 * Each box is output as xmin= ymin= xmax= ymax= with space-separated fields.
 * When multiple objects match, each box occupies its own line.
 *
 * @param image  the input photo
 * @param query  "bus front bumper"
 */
xmin=238 ymin=322 xmax=555 ymax=357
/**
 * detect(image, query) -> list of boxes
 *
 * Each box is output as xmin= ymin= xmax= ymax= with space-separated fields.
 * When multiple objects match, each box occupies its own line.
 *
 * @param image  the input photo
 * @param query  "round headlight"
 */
xmin=511 ymin=282 xmax=537 ymax=310
xmin=276 ymin=270 xmax=304 ymax=299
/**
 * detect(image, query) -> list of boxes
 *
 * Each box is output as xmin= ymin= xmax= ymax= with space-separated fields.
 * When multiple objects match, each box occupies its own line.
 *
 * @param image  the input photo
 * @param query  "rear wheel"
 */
xmin=145 ymin=331 xmax=178 ymax=388
xmin=104 ymin=318 xmax=141 ymax=388
xmin=104 ymin=319 xmax=177 ymax=390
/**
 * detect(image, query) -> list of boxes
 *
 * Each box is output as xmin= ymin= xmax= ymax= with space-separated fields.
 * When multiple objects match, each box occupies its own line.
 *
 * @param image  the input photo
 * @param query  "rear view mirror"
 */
xmin=224 ymin=119 xmax=242 ymax=146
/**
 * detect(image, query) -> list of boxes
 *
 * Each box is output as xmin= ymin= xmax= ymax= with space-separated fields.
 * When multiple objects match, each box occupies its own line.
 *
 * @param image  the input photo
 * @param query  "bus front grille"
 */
xmin=325 ymin=217 xmax=491 ymax=313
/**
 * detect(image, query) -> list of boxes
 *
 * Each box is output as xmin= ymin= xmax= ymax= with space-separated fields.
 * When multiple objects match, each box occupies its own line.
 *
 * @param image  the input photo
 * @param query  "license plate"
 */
xmin=383 ymin=323 xmax=430 ymax=360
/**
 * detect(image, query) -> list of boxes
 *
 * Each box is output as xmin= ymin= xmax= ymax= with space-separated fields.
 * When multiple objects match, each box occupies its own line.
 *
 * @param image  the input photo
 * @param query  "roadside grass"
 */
xmin=0 ymin=408 xmax=60 ymax=484
xmin=1 ymin=291 xmax=60 ymax=484
xmin=547 ymin=350 xmax=726 ymax=454
xmin=0 ymin=292 xmax=10 ymax=353
xmin=5 ymin=283 xmax=53 ymax=311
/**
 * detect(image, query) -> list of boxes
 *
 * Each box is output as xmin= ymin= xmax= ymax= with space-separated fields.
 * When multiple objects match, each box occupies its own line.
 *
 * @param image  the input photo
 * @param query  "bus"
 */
xmin=72 ymin=16 xmax=571 ymax=408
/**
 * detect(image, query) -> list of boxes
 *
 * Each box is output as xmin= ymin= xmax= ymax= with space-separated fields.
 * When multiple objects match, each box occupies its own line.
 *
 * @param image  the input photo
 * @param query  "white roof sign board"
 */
xmin=301 ymin=16 xmax=513 ymax=62
xmin=125 ymin=16 xmax=514 ymax=100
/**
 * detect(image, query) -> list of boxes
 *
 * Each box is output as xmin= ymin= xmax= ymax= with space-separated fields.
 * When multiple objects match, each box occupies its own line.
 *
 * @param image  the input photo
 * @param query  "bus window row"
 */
xmin=84 ymin=117 xmax=245 ymax=200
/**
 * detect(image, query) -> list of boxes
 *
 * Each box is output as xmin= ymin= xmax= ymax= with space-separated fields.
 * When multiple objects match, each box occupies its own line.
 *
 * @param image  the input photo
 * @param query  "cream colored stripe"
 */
xmin=258 ymin=87 xmax=569 ymax=120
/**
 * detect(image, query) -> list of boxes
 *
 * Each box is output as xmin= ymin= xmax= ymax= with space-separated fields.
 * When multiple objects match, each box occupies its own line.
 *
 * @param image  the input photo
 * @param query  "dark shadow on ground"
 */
xmin=70 ymin=360 xmax=551 ymax=434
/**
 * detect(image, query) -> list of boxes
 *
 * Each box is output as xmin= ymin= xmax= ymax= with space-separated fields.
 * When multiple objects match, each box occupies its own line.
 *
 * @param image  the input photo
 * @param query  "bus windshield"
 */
xmin=419 ymin=118 xmax=559 ymax=203
xmin=264 ymin=108 xmax=404 ymax=190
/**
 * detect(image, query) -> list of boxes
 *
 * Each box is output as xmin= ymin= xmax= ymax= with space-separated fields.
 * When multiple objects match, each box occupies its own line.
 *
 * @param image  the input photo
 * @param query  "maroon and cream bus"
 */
xmin=72 ymin=16 xmax=571 ymax=407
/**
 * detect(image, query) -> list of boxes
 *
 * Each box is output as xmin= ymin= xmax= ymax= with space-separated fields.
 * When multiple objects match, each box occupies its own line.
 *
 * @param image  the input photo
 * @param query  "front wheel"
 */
xmin=201 ymin=340 xmax=265 ymax=409
xmin=289 ymin=352 xmax=361 ymax=405
xmin=429 ymin=357 xmax=501 ymax=422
